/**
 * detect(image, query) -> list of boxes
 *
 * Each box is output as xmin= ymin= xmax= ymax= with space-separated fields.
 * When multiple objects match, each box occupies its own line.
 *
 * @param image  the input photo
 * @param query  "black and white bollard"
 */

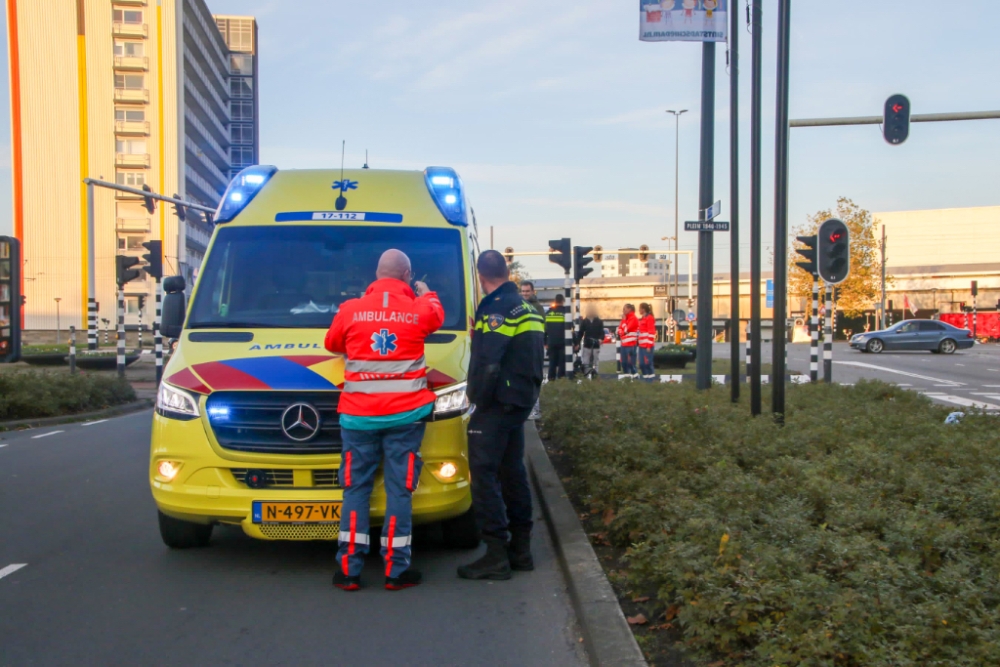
xmin=69 ymin=325 xmax=77 ymax=375
xmin=745 ymin=323 xmax=751 ymax=384
xmin=615 ymin=339 xmax=621 ymax=373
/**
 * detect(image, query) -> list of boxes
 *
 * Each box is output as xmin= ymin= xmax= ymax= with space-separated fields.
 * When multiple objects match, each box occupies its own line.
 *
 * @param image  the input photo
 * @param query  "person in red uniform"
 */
xmin=617 ymin=304 xmax=639 ymax=377
xmin=637 ymin=302 xmax=656 ymax=378
xmin=324 ymin=249 xmax=444 ymax=591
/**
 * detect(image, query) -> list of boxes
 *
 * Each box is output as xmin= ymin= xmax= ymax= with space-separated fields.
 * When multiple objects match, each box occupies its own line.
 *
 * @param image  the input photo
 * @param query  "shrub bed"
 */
xmin=0 ymin=371 xmax=137 ymax=421
xmin=540 ymin=380 xmax=1000 ymax=666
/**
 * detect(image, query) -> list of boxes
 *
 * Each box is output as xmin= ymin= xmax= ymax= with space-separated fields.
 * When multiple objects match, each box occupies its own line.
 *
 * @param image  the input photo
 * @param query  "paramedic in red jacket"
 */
xmin=637 ymin=302 xmax=656 ymax=378
xmin=616 ymin=304 xmax=639 ymax=377
xmin=324 ymin=249 xmax=444 ymax=592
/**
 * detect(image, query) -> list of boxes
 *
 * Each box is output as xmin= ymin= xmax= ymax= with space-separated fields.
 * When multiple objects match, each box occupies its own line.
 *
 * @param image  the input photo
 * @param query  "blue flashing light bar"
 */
xmin=215 ymin=165 xmax=278 ymax=223
xmin=424 ymin=167 xmax=467 ymax=227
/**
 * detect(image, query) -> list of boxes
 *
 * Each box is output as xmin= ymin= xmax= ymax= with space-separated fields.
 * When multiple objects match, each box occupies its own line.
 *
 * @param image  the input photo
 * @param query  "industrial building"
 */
xmin=5 ymin=0 xmax=258 ymax=333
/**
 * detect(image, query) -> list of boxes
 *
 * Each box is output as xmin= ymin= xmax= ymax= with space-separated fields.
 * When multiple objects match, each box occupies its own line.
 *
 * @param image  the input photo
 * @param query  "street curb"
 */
xmin=0 ymin=399 xmax=153 ymax=431
xmin=524 ymin=421 xmax=647 ymax=667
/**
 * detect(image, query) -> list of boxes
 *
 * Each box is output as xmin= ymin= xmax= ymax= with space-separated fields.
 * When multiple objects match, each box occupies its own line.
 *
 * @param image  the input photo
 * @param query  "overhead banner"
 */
xmin=639 ymin=0 xmax=729 ymax=43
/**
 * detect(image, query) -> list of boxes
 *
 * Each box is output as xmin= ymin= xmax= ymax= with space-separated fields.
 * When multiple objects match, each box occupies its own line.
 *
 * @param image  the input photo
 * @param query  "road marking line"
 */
xmin=31 ymin=430 xmax=64 ymax=439
xmin=81 ymin=419 xmax=108 ymax=426
xmin=984 ymin=385 xmax=1000 ymax=388
xmin=0 ymin=444 xmax=7 ymax=449
xmin=921 ymin=393 xmax=1000 ymax=410
xmin=0 ymin=564 xmax=27 ymax=581
xmin=955 ymin=364 xmax=966 ymax=367
xmin=835 ymin=360 xmax=963 ymax=386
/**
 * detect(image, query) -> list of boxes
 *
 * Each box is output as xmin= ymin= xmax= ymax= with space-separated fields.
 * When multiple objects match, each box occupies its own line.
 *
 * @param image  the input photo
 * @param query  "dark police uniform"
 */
xmin=544 ymin=304 xmax=567 ymax=380
xmin=466 ymin=281 xmax=544 ymax=541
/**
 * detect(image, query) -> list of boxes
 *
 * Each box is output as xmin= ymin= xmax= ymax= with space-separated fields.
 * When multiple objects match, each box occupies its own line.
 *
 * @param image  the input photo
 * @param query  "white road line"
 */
xmin=984 ymin=385 xmax=1000 ymax=388
xmin=921 ymin=393 xmax=1000 ymax=410
xmin=0 ymin=564 xmax=27 ymax=581
xmin=0 ymin=444 xmax=7 ymax=449
xmin=81 ymin=419 xmax=108 ymax=426
xmin=970 ymin=393 xmax=1000 ymax=400
xmin=835 ymin=360 xmax=963 ymax=385
xmin=31 ymin=430 xmax=64 ymax=439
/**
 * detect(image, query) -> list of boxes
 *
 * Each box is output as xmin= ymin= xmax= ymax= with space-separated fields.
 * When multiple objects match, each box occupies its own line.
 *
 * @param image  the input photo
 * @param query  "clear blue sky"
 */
xmin=2 ymin=1 xmax=998 ymax=279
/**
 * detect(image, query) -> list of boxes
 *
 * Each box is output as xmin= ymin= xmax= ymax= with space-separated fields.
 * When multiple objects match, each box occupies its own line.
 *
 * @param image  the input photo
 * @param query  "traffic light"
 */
xmin=971 ymin=280 xmax=978 ymax=297
xmin=883 ymin=94 xmax=910 ymax=145
xmin=794 ymin=235 xmax=817 ymax=275
xmin=503 ymin=247 xmax=514 ymax=265
xmin=817 ymin=218 xmax=850 ymax=284
xmin=0 ymin=236 xmax=22 ymax=363
xmin=141 ymin=183 xmax=156 ymax=215
xmin=593 ymin=245 xmax=603 ymax=262
xmin=137 ymin=294 xmax=146 ymax=312
xmin=638 ymin=244 xmax=650 ymax=262
xmin=548 ymin=238 xmax=571 ymax=272
xmin=171 ymin=193 xmax=186 ymax=222
xmin=141 ymin=240 xmax=162 ymax=280
xmin=573 ymin=246 xmax=593 ymax=282
xmin=116 ymin=255 xmax=143 ymax=288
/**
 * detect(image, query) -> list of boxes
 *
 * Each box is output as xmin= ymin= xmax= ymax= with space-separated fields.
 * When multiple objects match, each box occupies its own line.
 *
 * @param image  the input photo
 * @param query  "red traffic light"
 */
xmin=891 ymin=103 xmax=903 ymax=113
xmin=829 ymin=231 xmax=843 ymax=243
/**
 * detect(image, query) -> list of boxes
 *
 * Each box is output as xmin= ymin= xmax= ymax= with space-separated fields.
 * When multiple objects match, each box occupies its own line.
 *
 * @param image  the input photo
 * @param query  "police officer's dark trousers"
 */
xmin=467 ymin=405 xmax=533 ymax=540
xmin=547 ymin=344 xmax=565 ymax=380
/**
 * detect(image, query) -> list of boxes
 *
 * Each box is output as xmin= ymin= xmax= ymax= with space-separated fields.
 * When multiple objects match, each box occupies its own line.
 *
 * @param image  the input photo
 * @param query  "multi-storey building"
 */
xmin=5 ymin=0 xmax=258 ymax=332
xmin=599 ymin=249 xmax=670 ymax=278
xmin=213 ymin=15 xmax=259 ymax=180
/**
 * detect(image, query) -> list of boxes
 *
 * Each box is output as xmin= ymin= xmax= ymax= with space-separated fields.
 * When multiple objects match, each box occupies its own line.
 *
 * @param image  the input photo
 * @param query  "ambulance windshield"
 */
xmin=188 ymin=226 xmax=466 ymax=330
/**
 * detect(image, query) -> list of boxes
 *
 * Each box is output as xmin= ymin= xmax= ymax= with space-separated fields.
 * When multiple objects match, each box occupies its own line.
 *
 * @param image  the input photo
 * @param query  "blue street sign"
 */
xmin=766 ymin=279 xmax=774 ymax=308
xmin=705 ymin=200 xmax=722 ymax=220
xmin=686 ymin=311 xmax=696 ymax=322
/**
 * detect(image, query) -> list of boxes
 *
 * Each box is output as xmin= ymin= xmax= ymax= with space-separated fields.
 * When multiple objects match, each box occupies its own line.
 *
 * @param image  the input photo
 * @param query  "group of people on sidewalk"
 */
xmin=325 ymin=249 xmax=544 ymax=591
xmin=617 ymin=303 xmax=658 ymax=379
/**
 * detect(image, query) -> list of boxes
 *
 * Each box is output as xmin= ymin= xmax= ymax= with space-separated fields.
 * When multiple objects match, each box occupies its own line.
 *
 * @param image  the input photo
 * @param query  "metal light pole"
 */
xmin=771 ymin=0 xmax=792 ymax=421
xmin=54 ymin=297 xmax=62 ymax=344
xmin=667 ymin=109 xmax=688 ymax=318
xmin=694 ymin=43 xmax=716 ymax=391
xmin=749 ymin=0 xmax=764 ymax=416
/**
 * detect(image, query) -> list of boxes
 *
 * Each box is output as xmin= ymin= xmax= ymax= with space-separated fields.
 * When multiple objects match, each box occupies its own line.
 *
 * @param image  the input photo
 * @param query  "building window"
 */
xmin=116 ymin=139 xmax=147 ymax=155
xmin=115 ymin=108 xmax=145 ymax=122
xmin=118 ymin=235 xmax=146 ymax=252
xmin=113 ymin=9 xmax=143 ymax=24
xmin=231 ymin=100 xmax=253 ymax=121
xmin=230 ymin=54 xmax=253 ymax=75
xmin=230 ymin=124 xmax=253 ymax=144
xmin=116 ymin=171 xmax=146 ymax=187
xmin=113 ymin=41 xmax=144 ymax=57
xmin=114 ymin=74 xmax=144 ymax=90
xmin=124 ymin=296 xmax=144 ymax=315
xmin=230 ymin=78 xmax=253 ymax=99
xmin=231 ymin=146 xmax=254 ymax=167
xmin=219 ymin=18 xmax=254 ymax=51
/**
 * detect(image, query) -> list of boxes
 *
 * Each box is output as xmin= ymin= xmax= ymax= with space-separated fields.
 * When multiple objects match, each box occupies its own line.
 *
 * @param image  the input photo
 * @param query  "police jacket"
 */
xmin=468 ymin=281 xmax=544 ymax=410
xmin=577 ymin=317 xmax=605 ymax=349
xmin=324 ymin=278 xmax=444 ymax=417
xmin=544 ymin=305 xmax=567 ymax=348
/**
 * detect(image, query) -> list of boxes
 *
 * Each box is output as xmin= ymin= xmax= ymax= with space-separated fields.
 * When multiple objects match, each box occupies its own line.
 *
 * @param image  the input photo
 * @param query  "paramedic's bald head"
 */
xmin=376 ymin=249 xmax=412 ymax=282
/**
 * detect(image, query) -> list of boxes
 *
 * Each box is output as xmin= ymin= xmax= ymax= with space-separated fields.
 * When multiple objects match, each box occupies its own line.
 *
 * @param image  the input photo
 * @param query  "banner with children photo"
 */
xmin=640 ymin=0 xmax=728 ymax=42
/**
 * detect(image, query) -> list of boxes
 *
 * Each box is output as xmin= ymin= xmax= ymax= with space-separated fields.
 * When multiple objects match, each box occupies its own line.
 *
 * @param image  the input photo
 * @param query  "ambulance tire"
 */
xmin=441 ymin=507 xmax=481 ymax=549
xmin=158 ymin=510 xmax=213 ymax=549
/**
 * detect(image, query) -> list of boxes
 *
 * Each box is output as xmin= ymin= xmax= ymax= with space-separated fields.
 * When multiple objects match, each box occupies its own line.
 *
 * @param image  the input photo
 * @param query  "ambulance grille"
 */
xmin=257 ymin=524 xmax=340 ymax=540
xmin=206 ymin=391 xmax=342 ymax=455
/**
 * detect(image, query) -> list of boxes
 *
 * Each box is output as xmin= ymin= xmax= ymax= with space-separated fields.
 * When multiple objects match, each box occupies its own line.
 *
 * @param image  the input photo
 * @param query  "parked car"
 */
xmin=603 ymin=328 xmax=613 ymax=345
xmin=849 ymin=319 xmax=973 ymax=354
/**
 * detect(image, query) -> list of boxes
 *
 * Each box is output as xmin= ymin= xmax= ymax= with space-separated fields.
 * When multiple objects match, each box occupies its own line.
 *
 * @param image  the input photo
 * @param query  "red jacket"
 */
xmin=617 ymin=312 xmax=639 ymax=347
xmin=638 ymin=313 xmax=656 ymax=349
xmin=324 ymin=278 xmax=444 ymax=417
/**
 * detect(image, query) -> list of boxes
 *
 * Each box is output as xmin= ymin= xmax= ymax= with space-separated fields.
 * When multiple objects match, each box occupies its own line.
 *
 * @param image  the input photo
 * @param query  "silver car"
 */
xmin=850 ymin=319 xmax=974 ymax=354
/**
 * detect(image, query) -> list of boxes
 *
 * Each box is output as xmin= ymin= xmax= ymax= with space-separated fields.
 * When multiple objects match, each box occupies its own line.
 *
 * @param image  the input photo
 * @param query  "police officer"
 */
xmin=458 ymin=250 xmax=544 ymax=580
xmin=519 ymin=281 xmax=543 ymax=313
xmin=544 ymin=293 xmax=567 ymax=380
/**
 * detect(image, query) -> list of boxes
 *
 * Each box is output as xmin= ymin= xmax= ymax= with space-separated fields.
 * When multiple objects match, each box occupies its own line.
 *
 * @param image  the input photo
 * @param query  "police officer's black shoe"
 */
xmin=385 ymin=569 xmax=422 ymax=591
xmin=508 ymin=527 xmax=534 ymax=571
xmin=333 ymin=570 xmax=361 ymax=591
xmin=457 ymin=536 xmax=512 ymax=580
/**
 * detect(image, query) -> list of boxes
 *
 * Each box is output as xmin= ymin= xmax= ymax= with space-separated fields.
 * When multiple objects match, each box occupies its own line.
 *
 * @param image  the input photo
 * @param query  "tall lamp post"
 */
xmin=666 ymin=109 xmax=688 ymax=318
xmin=54 ymin=297 xmax=62 ymax=344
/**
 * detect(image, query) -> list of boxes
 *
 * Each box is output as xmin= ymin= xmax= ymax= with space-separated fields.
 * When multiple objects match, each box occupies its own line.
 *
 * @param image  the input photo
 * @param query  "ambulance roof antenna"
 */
xmin=335 ymin=140 xmax=348 ymax=210
xmin=363 ymin=149 xmax=369 ymax=169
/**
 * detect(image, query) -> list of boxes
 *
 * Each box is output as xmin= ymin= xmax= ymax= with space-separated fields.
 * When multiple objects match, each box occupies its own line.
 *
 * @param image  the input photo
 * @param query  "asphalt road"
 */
xmin=0 ymin=411 xmax=586 ymax=667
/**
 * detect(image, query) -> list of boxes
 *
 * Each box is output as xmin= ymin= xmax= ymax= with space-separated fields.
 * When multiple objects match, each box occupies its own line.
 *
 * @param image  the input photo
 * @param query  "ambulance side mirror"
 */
xmin=161 ymin=276 xmax=187 ymax=339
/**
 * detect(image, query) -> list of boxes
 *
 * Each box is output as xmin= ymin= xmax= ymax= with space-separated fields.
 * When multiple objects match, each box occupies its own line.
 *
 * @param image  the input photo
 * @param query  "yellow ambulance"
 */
xmin=150 ymin=166 xmax=481 ymax=549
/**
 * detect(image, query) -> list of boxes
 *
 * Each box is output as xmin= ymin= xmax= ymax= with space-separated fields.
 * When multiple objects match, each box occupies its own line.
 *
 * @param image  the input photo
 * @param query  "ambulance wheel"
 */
xmin=158 ymin=511 xmax=213 ymax=549
xmin=441 ymin=507 xmax=481 ymax=549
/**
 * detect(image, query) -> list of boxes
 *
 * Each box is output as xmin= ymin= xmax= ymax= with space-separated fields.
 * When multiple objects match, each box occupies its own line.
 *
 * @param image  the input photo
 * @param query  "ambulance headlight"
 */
xmin=433 ymin=382 xmax=469 ymax=419
xmin=424 ymin=166 xmax=467 ymax=227
xmin=215 ymin=165 xmax=278 ymax=223
xmin=156 ymin=382 xmax=200 ymax=421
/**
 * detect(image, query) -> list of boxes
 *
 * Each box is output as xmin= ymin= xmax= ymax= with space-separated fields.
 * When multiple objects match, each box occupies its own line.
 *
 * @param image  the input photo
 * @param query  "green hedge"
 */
xmin=540 ymin=380 xmax=1000 ymax=666
xmin=0 ymin=371 xmax=137 ymax=420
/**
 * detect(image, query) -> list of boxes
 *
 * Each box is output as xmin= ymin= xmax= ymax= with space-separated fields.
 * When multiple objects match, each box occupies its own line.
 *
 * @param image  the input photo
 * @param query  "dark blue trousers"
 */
xmin=467 ymin=405 xmax=533 ymax=540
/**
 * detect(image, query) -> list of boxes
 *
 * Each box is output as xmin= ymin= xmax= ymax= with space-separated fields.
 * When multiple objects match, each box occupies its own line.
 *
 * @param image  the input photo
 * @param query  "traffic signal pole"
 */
xmin=810 ymin=276 xmax=819 ymax=382
xmin=154 ymin=278 xmax=163 ymax=385
xmin=116 ymin=286 xmax=125 ymax=378
xmin=728 ymin=3 xmax=740 ymax=402
xmin=749 ymin=0 xmax=763 ymax=416
xmin=771 ymin=0 xmax=792 ymax=421
xmin=695 ymin=41 xmax=716 ymax=391
xmin=824 ymin=283 xmax=833 ymax=382
xmin=86 ymin=182 xmax=98 ymax=350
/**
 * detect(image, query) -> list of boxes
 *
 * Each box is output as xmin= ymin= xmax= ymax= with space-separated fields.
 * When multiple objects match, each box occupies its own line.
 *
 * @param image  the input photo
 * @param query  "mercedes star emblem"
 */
xmin=280 ymin=403 xmax=322 ymax=442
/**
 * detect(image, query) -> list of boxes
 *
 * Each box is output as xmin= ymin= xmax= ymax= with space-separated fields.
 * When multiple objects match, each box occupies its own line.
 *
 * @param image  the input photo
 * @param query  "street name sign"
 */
xmin=685 ymin=220 xmax=730 ymax=232
xmin=704 ymin=200 xmax=722 ymax=220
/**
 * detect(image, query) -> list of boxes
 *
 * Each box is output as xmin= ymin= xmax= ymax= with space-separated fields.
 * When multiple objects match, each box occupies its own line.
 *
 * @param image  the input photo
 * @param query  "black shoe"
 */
xmin=508 ymin=527 xmax=535 ymax=572
xmin=333 ymin=570 xmax=361 ymax=591
xmin=385 ymin=568 xmax=422 ymax=591
xmin=457 ymin=536 xmax=512 ymax=580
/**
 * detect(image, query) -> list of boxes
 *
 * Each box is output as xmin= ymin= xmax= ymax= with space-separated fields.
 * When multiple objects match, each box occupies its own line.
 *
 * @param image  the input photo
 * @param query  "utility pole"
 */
xmin=771 ymin=0 xmax=792 ymax=421
xmin=728 ymin=5 xmax=740 ymax=402
xmin=695 ymin=42 xmax=716 ymax=391
xmin=749 ymin=0 xmax=763 ymax=416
